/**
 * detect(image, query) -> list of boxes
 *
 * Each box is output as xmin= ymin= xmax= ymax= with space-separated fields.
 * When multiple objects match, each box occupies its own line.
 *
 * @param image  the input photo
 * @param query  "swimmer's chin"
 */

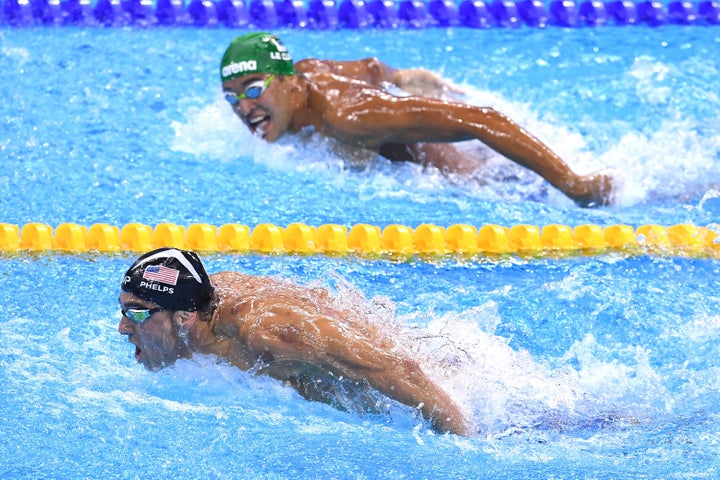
xmin=250 ymin=124 xmax=270 ymax=141
xmin=141 ymin=361 xmax=176 ymax=372
xmin=249 ymin=116 xmax=275 ymax=140
xmin=135 ymin=347 xmax=177 ymax=371
xmin=257 ymin=127 xmax=283 ymax=143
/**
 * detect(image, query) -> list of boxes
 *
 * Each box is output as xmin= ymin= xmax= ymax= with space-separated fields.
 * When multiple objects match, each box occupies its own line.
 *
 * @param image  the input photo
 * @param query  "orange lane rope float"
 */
xmin=1 ymin=222 xmax=718 ymax=259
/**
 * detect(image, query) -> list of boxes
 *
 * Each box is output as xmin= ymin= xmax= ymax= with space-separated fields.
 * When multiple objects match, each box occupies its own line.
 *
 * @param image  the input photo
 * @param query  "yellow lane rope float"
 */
xmin=1 ymin=222 xmax=719 ymax=259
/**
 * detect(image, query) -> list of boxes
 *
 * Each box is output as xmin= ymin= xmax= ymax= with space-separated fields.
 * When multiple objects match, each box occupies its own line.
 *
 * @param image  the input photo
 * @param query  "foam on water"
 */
xmin=392 ymin=307 xmax=671 ymax=437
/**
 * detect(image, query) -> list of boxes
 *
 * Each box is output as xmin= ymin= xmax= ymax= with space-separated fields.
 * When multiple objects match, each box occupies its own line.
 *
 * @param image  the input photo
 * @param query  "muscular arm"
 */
xmin=220 ymin=278 xmax=471 ymax=435
xmin=321 ymin=90 xmax=612 ymax=206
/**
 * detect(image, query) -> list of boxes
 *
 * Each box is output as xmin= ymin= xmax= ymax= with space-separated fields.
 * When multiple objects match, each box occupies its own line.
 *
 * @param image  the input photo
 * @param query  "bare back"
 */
xmin=295 ymin=58 xmax=397 ymax=86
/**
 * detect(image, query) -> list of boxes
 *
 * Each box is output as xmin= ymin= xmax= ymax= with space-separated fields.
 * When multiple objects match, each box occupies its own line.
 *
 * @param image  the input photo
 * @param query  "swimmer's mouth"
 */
xmin=135 ymin=346 xmax=141 ymax=362
xmin=248 ymin=114 xmax=270 ymax=136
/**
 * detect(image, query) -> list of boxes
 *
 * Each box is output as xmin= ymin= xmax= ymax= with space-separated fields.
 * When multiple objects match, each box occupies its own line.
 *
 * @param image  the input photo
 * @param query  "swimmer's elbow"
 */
xmin=364 ymin=57 xmax=395 ymax=84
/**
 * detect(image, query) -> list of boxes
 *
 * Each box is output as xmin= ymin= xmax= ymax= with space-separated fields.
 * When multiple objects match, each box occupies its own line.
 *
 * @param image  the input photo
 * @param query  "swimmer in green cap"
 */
xmin=119 ymin=247 xmax=473 ymax=435
xmin=220 ymin=32 xmax=614 ymax=207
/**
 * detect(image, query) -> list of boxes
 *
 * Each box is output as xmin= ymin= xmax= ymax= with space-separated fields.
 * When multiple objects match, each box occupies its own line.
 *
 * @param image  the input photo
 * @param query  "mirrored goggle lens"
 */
xmin=122 ymin=308 xmax=160 ymax=324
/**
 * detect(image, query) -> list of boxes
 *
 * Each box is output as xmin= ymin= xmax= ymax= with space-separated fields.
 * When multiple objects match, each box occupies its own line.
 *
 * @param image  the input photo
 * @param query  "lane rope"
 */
xmin=2 ymin=221 xmax=719 ymax=259
xmin=3 ymin=0 xmax=719 ymax=28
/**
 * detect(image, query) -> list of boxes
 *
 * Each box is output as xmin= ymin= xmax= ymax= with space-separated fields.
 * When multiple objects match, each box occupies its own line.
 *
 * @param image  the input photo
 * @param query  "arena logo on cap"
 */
xmin=222 ymin=60 xmax=257 ymax=78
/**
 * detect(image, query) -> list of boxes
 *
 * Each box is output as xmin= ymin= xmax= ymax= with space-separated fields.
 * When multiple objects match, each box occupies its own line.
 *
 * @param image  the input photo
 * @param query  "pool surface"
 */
xmin=1 ymin=18 xmax=720 ymax=479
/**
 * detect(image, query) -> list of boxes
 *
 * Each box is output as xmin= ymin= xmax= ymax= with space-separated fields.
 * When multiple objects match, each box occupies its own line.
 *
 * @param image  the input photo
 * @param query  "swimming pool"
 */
xmin=1 ymin=16 xmax=720 ymax=480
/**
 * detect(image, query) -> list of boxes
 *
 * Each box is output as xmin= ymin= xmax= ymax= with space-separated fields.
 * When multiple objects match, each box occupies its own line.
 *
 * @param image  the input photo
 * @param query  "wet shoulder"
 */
xmin=296 ymin=58 xmax=385 ymax=82
xmin=211 ymin=271 xmax=336 ymax=313
xmin=295 ymin=58 xmax=332 ymax=74
xmin=210 ymin=271 xmax=272 ymax=295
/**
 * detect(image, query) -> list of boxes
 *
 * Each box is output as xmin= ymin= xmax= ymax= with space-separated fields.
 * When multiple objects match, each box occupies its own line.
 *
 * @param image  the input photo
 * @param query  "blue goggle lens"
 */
xmin=224 ymin=75 xmax=275 ymax=105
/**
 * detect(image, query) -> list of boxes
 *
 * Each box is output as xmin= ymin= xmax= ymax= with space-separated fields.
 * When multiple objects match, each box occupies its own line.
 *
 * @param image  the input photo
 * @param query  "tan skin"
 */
xmin=222 ymin=57 xmax=613 ymax=207
xmin=118 ymin=271 xmax=472 ymax=436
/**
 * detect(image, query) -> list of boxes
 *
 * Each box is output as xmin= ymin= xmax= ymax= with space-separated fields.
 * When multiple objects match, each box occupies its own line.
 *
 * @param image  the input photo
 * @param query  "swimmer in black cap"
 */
xmin=121 ymin=247 xmax=214 ymax=313
xmin=118 ymin=247 xmax=472 ymax=435
xmin=220 ymin=32 xmax=614 ymax=207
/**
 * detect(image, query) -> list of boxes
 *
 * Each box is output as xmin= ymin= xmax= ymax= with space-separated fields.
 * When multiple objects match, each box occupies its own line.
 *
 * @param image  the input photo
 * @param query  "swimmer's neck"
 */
xmin=284 ymin=75 xmax=319 ymax=135
xmin=181 ymin=309 xmax=258 ymax=370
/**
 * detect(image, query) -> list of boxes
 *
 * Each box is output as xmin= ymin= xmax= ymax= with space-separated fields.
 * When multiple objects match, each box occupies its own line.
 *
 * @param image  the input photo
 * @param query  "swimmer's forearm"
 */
xmin=347 ymin=100 xmax=579 ymax=191
xmin=427 ymin=402 xmax=473 ymax=436
xmin=411 ymin=103 xmax=565 ymax=178
xmin=416 ymin=384 xmax=473 ymax=435
xmin=364 ymin=358 xmax=472 ymax=435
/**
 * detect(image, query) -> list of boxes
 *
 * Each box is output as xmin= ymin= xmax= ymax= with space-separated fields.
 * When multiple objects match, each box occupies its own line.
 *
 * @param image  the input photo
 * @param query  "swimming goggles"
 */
xmin=224 ymin=74 xmax=275 ymax=105
xmin=121 ymin=307 xmax=164 ymax=324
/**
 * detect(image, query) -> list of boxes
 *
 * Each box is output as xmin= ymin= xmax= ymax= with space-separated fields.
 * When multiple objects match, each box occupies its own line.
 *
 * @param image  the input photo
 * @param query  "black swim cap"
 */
xmin=121 ymin=248 xmax=214 ymax=312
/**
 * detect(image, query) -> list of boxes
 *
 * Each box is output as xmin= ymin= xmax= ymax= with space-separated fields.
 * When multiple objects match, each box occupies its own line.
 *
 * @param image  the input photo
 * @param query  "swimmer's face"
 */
xmin=222 ymin=73 xmax=292 ymax=142
xmin=118 ymin=292 xmax=189 ymax=371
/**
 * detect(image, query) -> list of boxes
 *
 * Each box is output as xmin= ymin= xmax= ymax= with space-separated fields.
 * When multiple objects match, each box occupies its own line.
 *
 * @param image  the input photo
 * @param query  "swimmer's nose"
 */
xmin=118 ymin=315 xmax=134 ymax=335
xmin=235 ymin=98 xmax=257 ymax=115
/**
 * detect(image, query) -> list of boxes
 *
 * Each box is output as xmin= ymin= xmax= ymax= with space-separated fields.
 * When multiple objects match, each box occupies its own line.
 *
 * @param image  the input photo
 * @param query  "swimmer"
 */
xmin=220 ymin=32 xmax=614 ymax=207
xmin=118 ymin=247 xmax=473 ymax=435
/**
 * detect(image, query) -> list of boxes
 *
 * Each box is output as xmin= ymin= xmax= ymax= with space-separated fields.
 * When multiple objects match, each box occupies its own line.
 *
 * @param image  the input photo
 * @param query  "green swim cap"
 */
xmin=220 ymin=32 xmax=297 ymax=82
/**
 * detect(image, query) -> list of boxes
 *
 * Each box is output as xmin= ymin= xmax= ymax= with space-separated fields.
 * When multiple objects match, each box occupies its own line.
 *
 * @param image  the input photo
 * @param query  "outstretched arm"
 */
xmin=325 ymin=92 xmax=613 ymax=206
xmin=239 ymin=293 xmax=472 ymax=435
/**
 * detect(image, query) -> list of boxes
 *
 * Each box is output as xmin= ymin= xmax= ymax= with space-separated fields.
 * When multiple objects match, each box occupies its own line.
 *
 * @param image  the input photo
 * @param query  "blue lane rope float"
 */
xmin=2 ymin=0 xmax=718 ymax=28
xmin=2 ymin=221 xmax=720 ymax=259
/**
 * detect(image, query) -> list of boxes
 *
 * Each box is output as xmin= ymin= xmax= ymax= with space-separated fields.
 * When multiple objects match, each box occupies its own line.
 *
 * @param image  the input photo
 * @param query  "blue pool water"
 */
xmin=1 ymin=23 xmax=720 ymax=478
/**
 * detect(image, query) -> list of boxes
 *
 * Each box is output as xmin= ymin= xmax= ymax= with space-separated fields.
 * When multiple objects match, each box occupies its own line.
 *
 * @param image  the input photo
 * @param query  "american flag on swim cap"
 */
xmin=121 ymin=247 xmax=214 ymax=312
xmin=143 ymin=265 xmax=179 ymax=286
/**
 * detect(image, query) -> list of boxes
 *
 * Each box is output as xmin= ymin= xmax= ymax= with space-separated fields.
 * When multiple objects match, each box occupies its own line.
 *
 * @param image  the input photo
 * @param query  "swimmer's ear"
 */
xmin=286 ymin=75 xmax=303 ymax=92
xmin=173 ymin=310 xmax=190 ymax=324
xmin=173 ymin=311 xmax=198 ymax=333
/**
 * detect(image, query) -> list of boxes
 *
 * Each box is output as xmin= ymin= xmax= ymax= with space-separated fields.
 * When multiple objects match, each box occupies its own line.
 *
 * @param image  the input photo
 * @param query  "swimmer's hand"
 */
xmin=392 ymin=68 xmax=465 ymax=100
xmin=565 ymin=172 xmax=615 ymax=208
